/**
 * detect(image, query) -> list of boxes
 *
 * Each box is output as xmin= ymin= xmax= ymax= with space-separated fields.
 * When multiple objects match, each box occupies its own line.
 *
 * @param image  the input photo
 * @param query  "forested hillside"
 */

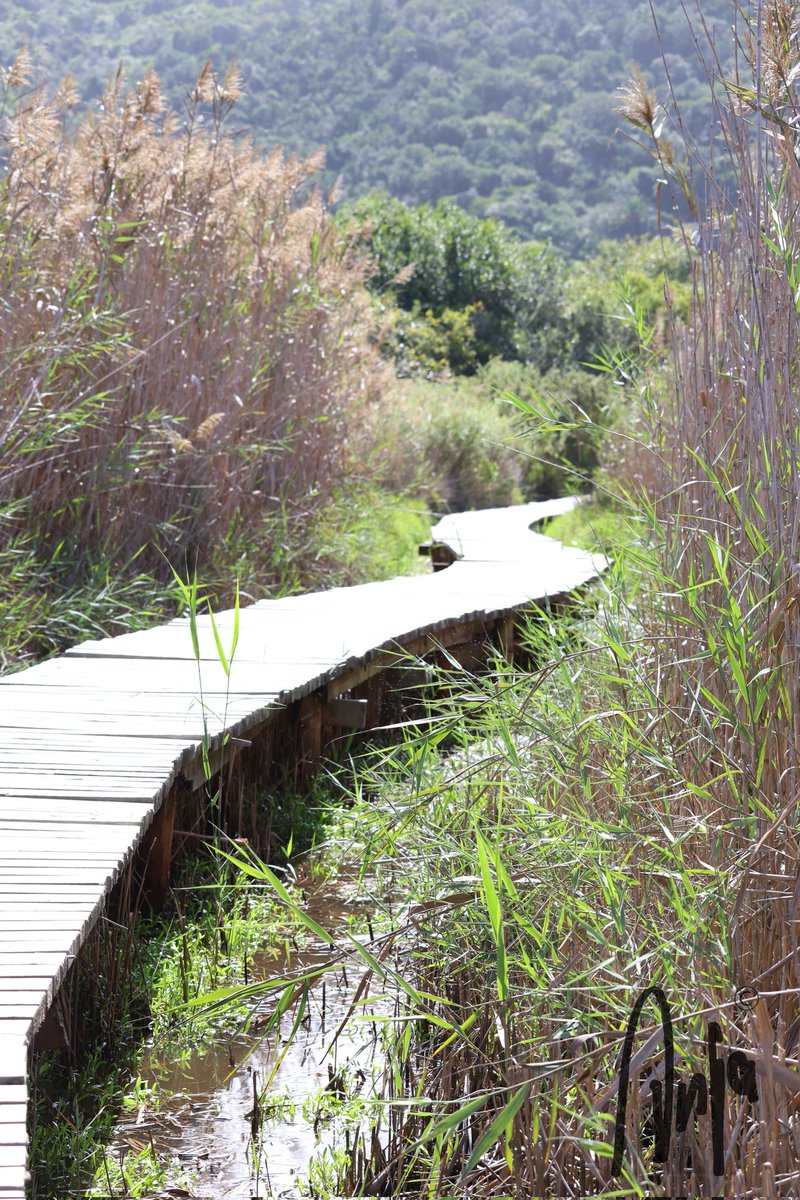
xmin=3 ymin=0 xmax=731 ymax=252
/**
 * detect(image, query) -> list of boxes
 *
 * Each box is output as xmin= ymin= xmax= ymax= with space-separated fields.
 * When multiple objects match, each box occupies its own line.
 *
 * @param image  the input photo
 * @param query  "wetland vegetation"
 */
xmin=8 ymin=1 xmax=800 ymax=1196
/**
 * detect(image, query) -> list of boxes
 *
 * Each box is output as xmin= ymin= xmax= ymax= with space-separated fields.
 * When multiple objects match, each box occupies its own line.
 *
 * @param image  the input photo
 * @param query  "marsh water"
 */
xmin=112 ymin=885 xmax=388 ymax=1198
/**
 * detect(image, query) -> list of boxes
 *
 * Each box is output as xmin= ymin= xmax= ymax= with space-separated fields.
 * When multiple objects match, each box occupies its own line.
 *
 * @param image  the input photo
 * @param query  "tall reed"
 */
xmin=0 ymin=55 xmax=384 ymax=666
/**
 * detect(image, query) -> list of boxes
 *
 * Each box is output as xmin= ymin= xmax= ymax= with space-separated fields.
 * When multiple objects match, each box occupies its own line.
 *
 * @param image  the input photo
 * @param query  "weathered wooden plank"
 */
xmin=0 ymin=1124 xmax=26 ymax=1145
xmin=0 ymin=1036 xmax=27 ymax=1083
xmin=0 ymin=888 xmax=102 ymax=903
xmin=0 ymin=708 xmax=273 ymax=741
xmin=2 ymin=732 xmax=190 ymax=754
xmin=0 ymin=1148 xmax=26 ymax=1168
xmin=0 ymin=1008 xmax=40 ymax=1023
xmin=0 ymin=879 xmax=115 ymax=895
xmin=0 ymin=800 xmax=152 ymax=823
xmin=0 ymin=821 xmax=138 ymax=838
xmin=0 ymin=989 xmax=48 ymax=1005
xmin=0 ymin=1109 xmax=26 ymax=1129
xmin=0 ymin=934 xmax=84 ymax=952
xmin=0 ymin=923 xmax=86 ymax=935
xmin=0 ymin=884 xmax=112 ymax=896
xmin=323 ymin=698 xmax=368 ymax=730
xmin=0 ymin=783 xmax=162 ymax=799
xmin=0 ymin=1179 xmax=27 ymax=1198
xmin=0 ymin=951 xmax=75 ymax=966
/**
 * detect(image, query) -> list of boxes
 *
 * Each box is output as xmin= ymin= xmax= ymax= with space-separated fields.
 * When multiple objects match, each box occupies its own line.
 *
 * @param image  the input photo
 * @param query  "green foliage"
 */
xmin=89 ymin=1142 xmax=193 ymax=1198
xmin=30 ymin=1048 xmax=126 ymax=1200
xmin=348 ymin=193 xmax=571 ymax=372
xmin=0 ymin=538 xmax=167 ymax=672
xmin=378 ymin=377 xmax=526 ymax=512
xmin=372 ymin=352 xmax=624 ymax=513
xmin=30 ymin=863 xmax=299 ymax=1196
xmin=349 ymin=194 xmax=692 ymax=383
xmin=543 ymin=496 xmax=636 ymax=557
xmin=566 ymin=234 xmax=694 ymax=358
xmin=508 ymin=364 xmax=619 ymax=497
xmin=4 ymin=0 xmax=731 ymax=253
xmin=388 ymin=303 xmax=483 ymax=377
xmin=140 ymin=884 xmax=289 ymax=1050
xmin=351 ymin=194 xmax=516 ymax=316
xmin=198 ymin=572 xmax=746 ymax=1194
xmin=301 ymin=485 xmax=432 ymax=587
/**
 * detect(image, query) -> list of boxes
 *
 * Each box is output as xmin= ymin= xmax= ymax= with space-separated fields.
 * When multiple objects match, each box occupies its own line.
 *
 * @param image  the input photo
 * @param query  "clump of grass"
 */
xmin=89 ymin=1140 xmax=194 ymax=1200
xmin=371 ymin=376 xmax=526 ymax=511
xmin=542 ymin=497 xmax=623 ymax=553
xmin=0 ymin=53 xmax=384 ymax=669
xmin=281 ymin=482 xmax=432 ymax=590
xmin=142 ymin=873 xmax=293 ymax=1050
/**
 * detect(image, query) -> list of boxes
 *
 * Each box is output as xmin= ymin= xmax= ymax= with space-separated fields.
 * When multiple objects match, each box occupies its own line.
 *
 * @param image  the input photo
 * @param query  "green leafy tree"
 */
xmin=345 ymin=193 xmax=573 ymax=373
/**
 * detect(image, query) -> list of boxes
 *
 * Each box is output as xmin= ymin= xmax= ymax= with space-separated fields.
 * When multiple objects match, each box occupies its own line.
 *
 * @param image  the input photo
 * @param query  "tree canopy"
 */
xmin=3 ymin=0 xmax=731 ymax=253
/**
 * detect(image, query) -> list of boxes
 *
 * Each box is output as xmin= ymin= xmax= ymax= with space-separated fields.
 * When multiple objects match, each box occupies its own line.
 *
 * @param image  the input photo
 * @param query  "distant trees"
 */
xmin=345 ymin=193 xmax=692 ymax=379
xmin=5 ymin=0 xmax=732 ymax=254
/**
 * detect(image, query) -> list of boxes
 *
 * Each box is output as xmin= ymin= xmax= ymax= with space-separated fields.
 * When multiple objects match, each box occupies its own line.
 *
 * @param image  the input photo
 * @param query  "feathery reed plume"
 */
xmin=616 ymin=65 xmax=659 ymax=131
xmin=5 ymin=45 xmax=32 ymax=89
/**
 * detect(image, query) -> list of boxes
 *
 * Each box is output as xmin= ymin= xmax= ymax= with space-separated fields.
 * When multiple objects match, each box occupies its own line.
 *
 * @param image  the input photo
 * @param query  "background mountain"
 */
xmin=3 ymin=0 xmax=731 ymax=251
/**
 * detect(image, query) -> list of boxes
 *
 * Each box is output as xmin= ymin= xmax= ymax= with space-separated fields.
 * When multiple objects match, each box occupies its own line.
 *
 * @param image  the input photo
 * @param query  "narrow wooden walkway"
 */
xmin=0 ymin=497 xmax=604 ymax=1197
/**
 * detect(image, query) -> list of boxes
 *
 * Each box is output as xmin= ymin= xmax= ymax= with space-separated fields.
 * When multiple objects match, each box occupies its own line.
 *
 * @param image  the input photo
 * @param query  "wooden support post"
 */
xmin=323 ymin=698 xmax=368 ymax=730
xmin=365 ymin=672 xmax=384 ymax=727
xmin=440 ymin=634 xmax=486 ymax=673
xmin=297 ymin=694 xmax=323 ymax=781
xmin=430 ymin=543 xmax=458 ymax=571
xmin=498 ymin=613 xmax=515 ymax=662
xmin=140 ymin=785 xmax=178 ymax=909
xmin=33 ymin=1004 xmax=69 ymax=1054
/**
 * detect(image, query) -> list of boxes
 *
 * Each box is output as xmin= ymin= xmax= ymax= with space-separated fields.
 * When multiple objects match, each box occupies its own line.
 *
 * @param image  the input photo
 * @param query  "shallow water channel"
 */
xmin=113 ymin=886 xmax=388 ymax=1198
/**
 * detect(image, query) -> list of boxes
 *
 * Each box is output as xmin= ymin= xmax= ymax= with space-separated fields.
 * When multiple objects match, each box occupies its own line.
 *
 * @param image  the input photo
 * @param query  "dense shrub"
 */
xmin=344 ymin=193 xmax=570 ymax=373
xmin=372 ymin=377 xmax=525 ymax=513
xmin=346 ymin=194 xmax=691 ymax=383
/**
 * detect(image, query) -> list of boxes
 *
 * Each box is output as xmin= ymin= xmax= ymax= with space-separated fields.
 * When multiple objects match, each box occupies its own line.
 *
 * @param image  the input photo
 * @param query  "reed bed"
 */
xmin=0 ymin=55 xmax=384 ymax=667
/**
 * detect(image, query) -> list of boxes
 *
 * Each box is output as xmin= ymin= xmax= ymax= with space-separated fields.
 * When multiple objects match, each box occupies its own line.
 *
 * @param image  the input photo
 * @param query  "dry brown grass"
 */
xmin=0 ymin=55 xmax=385 ymax=662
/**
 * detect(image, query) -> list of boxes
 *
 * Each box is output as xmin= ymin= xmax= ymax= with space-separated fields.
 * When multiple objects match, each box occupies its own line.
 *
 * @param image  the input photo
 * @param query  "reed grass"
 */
xmin=0 ymin=55 xmax=385 ymax=668
xmin=198 ymin=5 xmax=800 ymax=1196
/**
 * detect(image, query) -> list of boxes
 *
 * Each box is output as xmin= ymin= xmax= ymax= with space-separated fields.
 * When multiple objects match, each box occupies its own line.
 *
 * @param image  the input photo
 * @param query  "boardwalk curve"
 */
xmin=0 ymin=497 xmax=604 ymax=1197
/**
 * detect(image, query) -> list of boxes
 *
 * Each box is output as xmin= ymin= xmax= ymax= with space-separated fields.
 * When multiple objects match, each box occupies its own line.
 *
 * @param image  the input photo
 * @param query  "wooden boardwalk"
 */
xmin=0 ymin=497 xmax=604 ymax=1197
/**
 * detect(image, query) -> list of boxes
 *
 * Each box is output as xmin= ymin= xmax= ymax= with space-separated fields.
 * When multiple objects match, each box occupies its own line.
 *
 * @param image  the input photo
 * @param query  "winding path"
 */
xmin=0 ymin=497 xmax=604 ymax=1197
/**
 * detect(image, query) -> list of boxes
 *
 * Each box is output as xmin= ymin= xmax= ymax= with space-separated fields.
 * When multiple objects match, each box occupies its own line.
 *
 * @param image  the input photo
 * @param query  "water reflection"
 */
xmin=122 ymin=888 xmax=385 ymax=1198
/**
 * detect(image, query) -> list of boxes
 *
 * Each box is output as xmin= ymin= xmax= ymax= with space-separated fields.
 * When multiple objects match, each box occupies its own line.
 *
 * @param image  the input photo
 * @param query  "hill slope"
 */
xmin=3 ymin=0 xmax=731 ymax=252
